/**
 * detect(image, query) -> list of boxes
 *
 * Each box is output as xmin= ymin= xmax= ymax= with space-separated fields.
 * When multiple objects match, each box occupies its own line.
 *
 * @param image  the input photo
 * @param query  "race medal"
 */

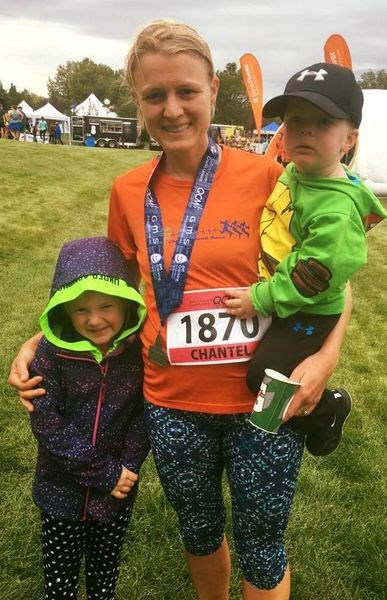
xmin=149 ymin=332 xmax=169 ymax=367
xmin=145 ymin=137 xmax=219 ymax=325
xmin=166 ymin=288 xmax=272 ymax=365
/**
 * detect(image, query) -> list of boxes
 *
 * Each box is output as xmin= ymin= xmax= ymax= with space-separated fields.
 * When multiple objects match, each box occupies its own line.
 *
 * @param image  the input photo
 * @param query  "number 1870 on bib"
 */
xmin=166 ymin=289 xmax=272 ymax=365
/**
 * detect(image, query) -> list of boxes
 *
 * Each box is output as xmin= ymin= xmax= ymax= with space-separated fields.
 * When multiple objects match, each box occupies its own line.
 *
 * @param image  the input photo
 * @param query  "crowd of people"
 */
xmin=0 ymin=104 xmax=29 ymax=140
xmin=211 ymin=126 xmax=273 ymax=154
xmin=0 ymin=103 xmax=63 ymax=144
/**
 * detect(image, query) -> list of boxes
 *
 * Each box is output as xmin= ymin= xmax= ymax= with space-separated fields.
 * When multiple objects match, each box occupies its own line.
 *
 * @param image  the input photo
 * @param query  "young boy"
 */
xmin=225 ymin=62 xmax=386 ymax=455
xmin=29 ymin=236 xmax=148 ymax=599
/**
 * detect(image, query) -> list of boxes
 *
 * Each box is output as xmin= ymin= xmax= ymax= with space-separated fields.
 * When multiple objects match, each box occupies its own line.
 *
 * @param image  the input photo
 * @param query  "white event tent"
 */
xmin=73 ymin=93 xmax=117 ymax=117
xmin=17 ymin=100 xmax=34 ymax=118
xmin=30 ymin=102 xmax=71 ymax=133
xmin=353 ymin=89 xmax=387 ymax=196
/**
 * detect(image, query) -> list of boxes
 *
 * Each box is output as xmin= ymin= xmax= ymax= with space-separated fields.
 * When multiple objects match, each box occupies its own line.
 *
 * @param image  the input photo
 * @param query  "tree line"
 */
xmin=1 ymin=59 xmax=386 ymax=130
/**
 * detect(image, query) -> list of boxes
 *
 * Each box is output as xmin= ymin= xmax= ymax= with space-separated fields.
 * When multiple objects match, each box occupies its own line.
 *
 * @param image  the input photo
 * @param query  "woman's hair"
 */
xmin=125 ymin=19 xmax=215 ymax=103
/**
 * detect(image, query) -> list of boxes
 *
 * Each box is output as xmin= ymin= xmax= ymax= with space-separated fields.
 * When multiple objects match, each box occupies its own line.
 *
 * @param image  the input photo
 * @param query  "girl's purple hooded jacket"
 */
xmin=30 ymin=237 xmax=148 ymax=523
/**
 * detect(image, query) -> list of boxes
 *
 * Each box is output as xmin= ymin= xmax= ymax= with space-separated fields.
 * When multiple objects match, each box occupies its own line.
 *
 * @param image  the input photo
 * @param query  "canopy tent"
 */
xmin=261 ymin=121 xmax=279 ymax=134
xmin=17 ymin=100 xmax=34 ymax=118
xmin=30 ymin=102 xmax=70 ymax=133
xmin=73 ymin=93 xmax=117 ymax=117
xmin=353 ymin=89 xmax=387 ymax=196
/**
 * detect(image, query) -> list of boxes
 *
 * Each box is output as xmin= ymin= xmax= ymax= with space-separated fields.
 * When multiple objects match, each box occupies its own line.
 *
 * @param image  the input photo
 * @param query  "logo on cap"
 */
xmin=296 ymin=68 xmax=328 ymax=82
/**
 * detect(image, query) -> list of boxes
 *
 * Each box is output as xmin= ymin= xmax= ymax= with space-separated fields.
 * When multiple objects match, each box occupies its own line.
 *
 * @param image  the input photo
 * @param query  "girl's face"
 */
xmin=66 ymin=291 xmax=127 ymax=354
xmin=133 ymin=51 xmax=219 ymax=161
xmin=283 ymin=98 xmax=358 ymax=176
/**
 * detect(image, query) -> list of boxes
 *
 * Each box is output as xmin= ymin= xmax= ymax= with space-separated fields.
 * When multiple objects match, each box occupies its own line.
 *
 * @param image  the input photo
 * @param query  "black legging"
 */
xmin=41 ymin=504 xmax=132 ymax=599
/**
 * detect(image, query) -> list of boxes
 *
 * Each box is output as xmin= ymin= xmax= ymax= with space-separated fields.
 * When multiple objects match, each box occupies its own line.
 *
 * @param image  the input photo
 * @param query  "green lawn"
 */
xmin=0 ymin=139 xmax=386 ymax=599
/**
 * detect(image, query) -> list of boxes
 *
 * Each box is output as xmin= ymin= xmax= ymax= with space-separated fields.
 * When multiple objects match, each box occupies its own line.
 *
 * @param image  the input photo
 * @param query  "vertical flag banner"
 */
xmin=240 ymin=53 xmax=263 ymax=134
xmin=324 ymin=33 xmax=356 ymax=167
xmin=324 ymin=33 xmax=352 ymax=69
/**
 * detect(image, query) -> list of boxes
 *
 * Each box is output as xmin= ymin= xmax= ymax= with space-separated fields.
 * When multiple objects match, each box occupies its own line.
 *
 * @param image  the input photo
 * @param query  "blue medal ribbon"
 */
xmin=145 ymin=136 xmax=219 ymax=324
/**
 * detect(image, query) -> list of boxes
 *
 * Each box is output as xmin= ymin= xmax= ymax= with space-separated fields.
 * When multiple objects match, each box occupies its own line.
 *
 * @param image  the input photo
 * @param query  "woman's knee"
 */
xmin=238 ymin=542 xmax=288 ymax=590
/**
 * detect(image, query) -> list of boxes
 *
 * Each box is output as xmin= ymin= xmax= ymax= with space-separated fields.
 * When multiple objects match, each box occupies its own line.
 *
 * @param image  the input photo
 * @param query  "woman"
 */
xmin=8 ymin=105 xmax=22 ymax=140
xmin=9 ymin=19 xmax=351 ymax=600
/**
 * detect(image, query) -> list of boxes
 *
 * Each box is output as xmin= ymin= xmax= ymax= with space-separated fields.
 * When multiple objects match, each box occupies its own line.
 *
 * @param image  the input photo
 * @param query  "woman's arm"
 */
xmin=284 ymin=283 xmax=352 ymax=419
xmin=7 ymin=332 xmax=44 ymax=411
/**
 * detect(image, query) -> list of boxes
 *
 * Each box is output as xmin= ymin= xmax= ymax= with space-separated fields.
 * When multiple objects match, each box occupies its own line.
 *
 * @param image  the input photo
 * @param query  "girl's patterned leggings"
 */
xmin=40 ymin=503 xmax=132 ymax=599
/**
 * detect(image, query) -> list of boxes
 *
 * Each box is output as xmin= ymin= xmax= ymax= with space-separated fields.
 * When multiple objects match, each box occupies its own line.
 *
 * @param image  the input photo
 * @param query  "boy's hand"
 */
xmin=223 ymin=289 xmax=257 ymax=319
xmin=110 ymin=466 xmax=138 ymax=499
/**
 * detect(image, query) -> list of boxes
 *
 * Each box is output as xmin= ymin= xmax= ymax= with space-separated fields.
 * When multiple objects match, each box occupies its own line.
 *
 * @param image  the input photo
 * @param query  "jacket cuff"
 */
xmin=250 ymin=282 xmax=273 ymax=317
xmin=99 ymin=459 xmax=123 ymax=492
xmin=121 ymin=445 xmax=150 ymax=474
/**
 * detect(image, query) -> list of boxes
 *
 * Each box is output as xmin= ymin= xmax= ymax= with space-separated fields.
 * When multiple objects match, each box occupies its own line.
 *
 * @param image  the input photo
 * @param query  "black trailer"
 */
xmin=70 ymin=115 xmax=144 ymax=149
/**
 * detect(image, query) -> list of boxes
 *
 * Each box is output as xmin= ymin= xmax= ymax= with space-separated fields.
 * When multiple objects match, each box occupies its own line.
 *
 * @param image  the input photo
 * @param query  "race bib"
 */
xmin=166 ymin=288 xmax=272 ymax=365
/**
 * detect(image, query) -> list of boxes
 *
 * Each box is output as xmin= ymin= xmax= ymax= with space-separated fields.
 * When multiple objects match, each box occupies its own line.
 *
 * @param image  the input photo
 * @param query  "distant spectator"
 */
xmin=0 ymin=103 xmax=7 ymax=138
xmin=48 ymin=122 xmax=56 ymax=144
xmin=3 ymin=108 xmax=10 ymax=139
xmin=38 ymin=117 xmax=48 ymax=143
xmin=32 ymin=123 xmax=38 ymax=143
xmin=8 ymin=105 xmax=22 ymax=140
xmin=54 ymin=122 xmax=63 ymax=145
xmin=18 ymin=107 xmax=29 ymax=142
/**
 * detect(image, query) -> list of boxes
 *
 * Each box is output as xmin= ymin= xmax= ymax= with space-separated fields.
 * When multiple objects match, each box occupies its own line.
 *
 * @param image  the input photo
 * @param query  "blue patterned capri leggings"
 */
xmin=146 ymin=404 xmax=304 ymax=590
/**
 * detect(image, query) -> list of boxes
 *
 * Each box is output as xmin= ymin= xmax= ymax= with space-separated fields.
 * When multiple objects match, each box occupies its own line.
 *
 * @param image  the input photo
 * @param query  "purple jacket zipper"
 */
xmin=57 ymin=352 xmax=109 ymax=520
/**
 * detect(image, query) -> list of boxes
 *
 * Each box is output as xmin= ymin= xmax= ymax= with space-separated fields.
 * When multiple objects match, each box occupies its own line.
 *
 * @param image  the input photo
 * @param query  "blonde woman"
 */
xmin=9 ymin=20 xmax=351 ymax=600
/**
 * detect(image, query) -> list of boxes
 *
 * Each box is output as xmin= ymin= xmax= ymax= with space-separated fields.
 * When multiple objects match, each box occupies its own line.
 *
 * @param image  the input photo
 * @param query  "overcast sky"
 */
xmin=1 ymin=0 xmax=385 ymax=107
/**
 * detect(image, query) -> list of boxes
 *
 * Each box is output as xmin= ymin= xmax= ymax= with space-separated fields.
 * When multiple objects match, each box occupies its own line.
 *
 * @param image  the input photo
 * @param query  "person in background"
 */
xmin=3 ymin=107 xmax=10 ymax=139
xmin=48 ymin=122 xmax=56 ymax=144
xmin=225 ymin=62 xmax=386 ymax=456
xmin=28 ymin=236 xmax=148 ymax=599
xmin=38 ymin=116 xmax=48 ymax=143
xmin=0 ymin=102 xmax=7 ymax=138
xmin=54 ymin=121 xmax=63 ymax=144
xmin=18 ymin=106 xmax=29 ymax=141
xmin=8 ymin=105 xmax=22 ymax=140
xmin=32 ymin=122 xmax=38 ymax=142
xmin=9 ymin=20 xmax=353 ymax=600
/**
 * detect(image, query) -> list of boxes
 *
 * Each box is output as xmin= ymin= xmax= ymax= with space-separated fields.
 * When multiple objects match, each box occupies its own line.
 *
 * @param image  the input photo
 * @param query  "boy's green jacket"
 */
xmin=252 ymin=163 xmax=386 ymax=318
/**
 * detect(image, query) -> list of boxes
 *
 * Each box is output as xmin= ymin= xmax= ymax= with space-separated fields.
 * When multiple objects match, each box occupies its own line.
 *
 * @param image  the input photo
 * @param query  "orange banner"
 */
xmin=239 ymin=53 xmax=263 ymax=133
xmin=324 ymin=34 xmax=352 ymax=69
xmin=324 ymin=33 xmax=356 ymax=167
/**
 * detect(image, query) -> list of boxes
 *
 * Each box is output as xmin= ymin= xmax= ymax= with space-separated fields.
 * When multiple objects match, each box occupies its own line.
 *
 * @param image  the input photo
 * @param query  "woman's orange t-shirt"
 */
xmin=108 ymin=145 xmax=282 ymax=413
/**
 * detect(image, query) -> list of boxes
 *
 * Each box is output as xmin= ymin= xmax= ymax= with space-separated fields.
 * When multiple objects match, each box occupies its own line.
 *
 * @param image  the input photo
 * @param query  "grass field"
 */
xmin=0 ymin=139 xmax=386 ymax=599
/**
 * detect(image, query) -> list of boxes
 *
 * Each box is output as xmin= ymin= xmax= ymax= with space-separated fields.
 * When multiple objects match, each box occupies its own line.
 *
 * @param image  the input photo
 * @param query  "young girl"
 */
xmin=29 ymin=236 xmax=148 ymax=599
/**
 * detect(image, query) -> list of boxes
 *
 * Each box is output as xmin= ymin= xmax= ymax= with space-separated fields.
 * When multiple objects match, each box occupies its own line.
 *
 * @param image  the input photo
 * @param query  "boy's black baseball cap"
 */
xmin=263 ymin=62 xmax=363 ymax=127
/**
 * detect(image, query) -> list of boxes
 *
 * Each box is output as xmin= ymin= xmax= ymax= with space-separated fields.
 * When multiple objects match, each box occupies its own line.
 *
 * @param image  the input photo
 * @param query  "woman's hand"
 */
xmin=8 ymin=333 xmax=44 ymax=412
xmin=283 ymin=348 xmax=338 ymax=420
